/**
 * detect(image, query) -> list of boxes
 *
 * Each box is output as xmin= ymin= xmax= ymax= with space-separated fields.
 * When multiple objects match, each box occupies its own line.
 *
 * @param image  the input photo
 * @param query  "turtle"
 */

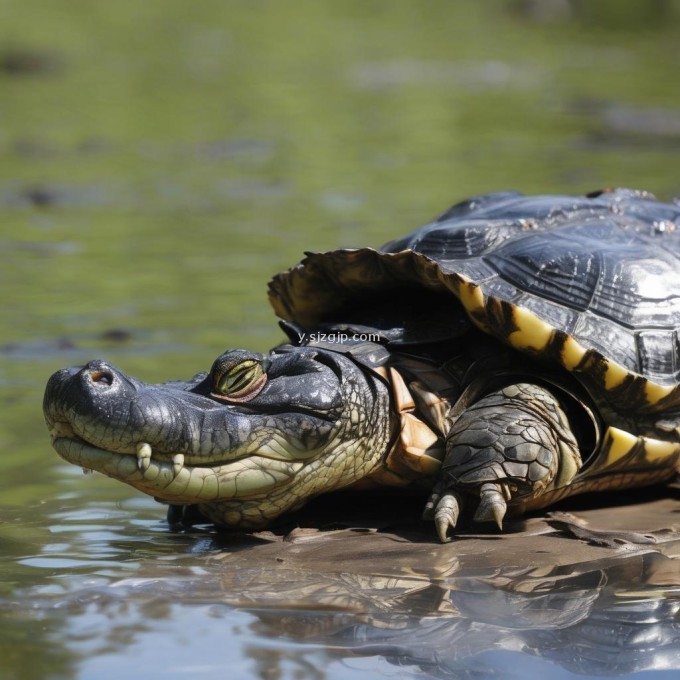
xmin=44 ymin=187 xmax=680 ymax=542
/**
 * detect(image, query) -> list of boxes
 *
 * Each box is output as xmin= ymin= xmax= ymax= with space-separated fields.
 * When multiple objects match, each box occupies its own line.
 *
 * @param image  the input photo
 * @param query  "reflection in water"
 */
xmin=345 ymin=556 xmax=680 ymax=677
xmin=209 ymin=529 xmax=680 ymax=678
xmin=6 ymin=493 xmax=679 ymax=679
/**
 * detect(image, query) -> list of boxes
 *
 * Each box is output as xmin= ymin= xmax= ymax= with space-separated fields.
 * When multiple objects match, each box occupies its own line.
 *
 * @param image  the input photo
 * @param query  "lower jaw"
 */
xmin=51 ymin=437 xmax=201 ymax=502
xmin=52 ymin=437 xmax=297 ymax=530
xmin=50 ymin=437 xmax=303 ymax=505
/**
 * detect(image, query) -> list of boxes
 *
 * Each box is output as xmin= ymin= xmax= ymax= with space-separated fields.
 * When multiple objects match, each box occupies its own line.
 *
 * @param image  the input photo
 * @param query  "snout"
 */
xmin=43 ymin=359 xmax=152 ymax=456
xmin=44 ymin=360 xmax=136 ymax=425
xmin=43 ymin=358 xmax=230 ymax=457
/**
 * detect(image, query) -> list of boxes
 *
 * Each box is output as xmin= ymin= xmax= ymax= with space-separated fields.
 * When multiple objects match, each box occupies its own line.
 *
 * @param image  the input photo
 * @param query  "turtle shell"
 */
xmin=269 ymin=188 xmax=680 ymax=414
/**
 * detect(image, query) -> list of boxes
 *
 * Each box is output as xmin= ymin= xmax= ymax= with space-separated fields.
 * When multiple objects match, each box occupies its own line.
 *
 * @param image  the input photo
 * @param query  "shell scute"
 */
xmin=269 ymin=189 xmax=680 ymax=411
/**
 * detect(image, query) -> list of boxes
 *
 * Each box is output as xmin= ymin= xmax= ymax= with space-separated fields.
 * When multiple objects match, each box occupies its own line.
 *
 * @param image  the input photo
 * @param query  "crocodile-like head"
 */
xmin=44 ymin=345 xmax=393 ymax=529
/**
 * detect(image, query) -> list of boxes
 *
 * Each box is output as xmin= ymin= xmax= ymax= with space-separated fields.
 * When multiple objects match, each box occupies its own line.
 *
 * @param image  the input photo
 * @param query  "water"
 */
xmin=2 ymin=1 xmax=680 ymax=677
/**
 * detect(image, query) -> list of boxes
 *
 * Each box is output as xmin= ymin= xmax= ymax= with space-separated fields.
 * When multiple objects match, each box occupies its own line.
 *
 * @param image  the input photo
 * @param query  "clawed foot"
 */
xmin=424 ymin=482 xmax=509 ymax=542
xmin=424 ymin=382 xmax=582 ymax=543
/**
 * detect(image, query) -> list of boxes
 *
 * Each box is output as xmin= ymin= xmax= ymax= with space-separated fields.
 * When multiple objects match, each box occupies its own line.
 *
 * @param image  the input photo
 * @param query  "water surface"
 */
xmin=2 ymin=1 xmax=680 ymax=678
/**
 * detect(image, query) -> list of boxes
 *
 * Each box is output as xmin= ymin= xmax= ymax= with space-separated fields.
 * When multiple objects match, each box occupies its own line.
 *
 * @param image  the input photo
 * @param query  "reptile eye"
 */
xmin=211 ymin=354 xmax=268 ymax=402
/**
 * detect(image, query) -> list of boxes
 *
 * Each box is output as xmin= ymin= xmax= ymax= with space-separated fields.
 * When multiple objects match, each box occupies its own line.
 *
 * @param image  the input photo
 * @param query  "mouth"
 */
xmin=49 ymin=421 xmax=189 ymax=476
xmin=48 ymin=421 xmax=303 ymax=504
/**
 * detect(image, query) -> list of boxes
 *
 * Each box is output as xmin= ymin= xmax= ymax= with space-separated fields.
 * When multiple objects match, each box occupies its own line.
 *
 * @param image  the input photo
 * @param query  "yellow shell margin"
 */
xmin=583 ymin=425 xmax=680 ymax=477
xmin=268 ymin=248 xmax=680 ymax=410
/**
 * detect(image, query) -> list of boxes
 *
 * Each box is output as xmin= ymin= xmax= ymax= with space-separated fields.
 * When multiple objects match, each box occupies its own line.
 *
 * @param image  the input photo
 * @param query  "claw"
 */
xmin=473 ymin=482 xmax=507 ymax=530
xmin=433 ymin=492 xmax=462 ymax=543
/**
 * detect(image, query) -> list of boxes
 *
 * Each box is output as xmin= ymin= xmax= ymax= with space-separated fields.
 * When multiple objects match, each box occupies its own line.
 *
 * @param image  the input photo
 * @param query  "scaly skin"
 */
xmin=426 ymin=383 xmax=582 ymax=542
xmin=44 ymin=345 xmax=393 ymax=529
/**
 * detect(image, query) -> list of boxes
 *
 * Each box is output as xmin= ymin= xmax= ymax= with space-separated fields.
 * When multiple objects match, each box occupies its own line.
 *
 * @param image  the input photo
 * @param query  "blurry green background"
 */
xmin=2 ymin=1 xmax=680 ymax=677
xmin=3 ymin=1 xmax=680 ymax=370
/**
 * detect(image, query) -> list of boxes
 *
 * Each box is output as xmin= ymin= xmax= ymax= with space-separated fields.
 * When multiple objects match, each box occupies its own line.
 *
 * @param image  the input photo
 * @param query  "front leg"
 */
xmin=425 ymin=382 xmax=582 ymax=542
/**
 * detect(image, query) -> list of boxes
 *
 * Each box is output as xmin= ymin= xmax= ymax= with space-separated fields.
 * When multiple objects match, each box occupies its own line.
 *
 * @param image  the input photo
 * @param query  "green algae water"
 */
xmin=2 ymin=1 xmax=680 ymax=678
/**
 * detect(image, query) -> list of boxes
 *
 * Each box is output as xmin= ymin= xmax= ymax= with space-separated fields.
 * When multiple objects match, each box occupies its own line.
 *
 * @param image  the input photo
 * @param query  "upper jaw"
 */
xmin=43 ymin=353 xmax=346 ymax=469
xmin=43 ymin=361 xmax=225 ymax=466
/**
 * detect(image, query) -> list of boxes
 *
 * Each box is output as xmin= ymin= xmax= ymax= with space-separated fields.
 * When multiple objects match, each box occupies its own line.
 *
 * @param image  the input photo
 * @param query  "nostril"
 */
xmin=88 ymin=369 xmax=114 ymax=387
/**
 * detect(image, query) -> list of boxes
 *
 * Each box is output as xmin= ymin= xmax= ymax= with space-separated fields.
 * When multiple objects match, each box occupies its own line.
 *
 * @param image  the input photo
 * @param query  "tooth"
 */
xmin=172 ymin=453 xmax=185 ymax=477
xmin=136 ymin=442 xmax=152 ymax=472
